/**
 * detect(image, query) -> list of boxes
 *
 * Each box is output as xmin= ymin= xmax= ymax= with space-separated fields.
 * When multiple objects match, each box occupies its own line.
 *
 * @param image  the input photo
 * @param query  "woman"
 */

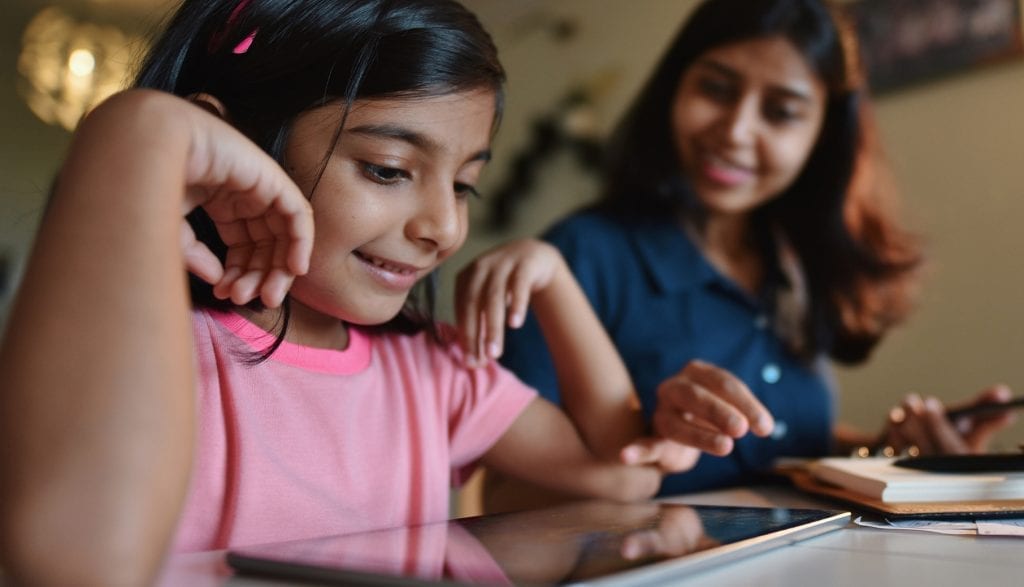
xmin=492 ymin=0 xmax=1014 ymax=507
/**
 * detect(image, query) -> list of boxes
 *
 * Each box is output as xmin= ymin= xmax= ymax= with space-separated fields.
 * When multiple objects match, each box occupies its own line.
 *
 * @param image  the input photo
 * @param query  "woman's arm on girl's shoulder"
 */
xmin=0 ymin=89 xmax=312 ymax=586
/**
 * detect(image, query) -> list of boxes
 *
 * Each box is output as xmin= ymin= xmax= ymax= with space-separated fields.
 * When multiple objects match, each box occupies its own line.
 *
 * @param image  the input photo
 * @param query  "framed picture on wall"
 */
xmin=846 ymin=0 xmax=1024 ymax=93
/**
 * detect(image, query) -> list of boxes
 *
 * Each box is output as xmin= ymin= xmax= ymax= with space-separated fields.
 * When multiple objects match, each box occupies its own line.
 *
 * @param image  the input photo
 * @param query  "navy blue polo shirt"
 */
xmin=500 ymin=209 xmax=835 ymax=495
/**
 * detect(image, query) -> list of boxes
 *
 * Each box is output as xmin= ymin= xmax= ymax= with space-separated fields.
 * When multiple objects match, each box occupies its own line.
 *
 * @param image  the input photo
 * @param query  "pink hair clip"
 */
xmin=209 ymin=0 xmax=258 ymax=55
xmin=233 ymin=30 xmax=257 ymax=54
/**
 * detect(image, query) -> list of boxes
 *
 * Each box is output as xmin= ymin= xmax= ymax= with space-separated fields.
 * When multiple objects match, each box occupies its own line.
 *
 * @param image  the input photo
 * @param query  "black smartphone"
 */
xmin=945 ymin=396 xmax=1024 ymax=420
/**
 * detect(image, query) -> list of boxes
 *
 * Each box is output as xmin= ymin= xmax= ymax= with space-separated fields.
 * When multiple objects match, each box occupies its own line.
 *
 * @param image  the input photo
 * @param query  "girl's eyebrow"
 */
xmin=348 ymin=123 xmax=492 ymax=163
xmin=695 ymin=59 xmax=815 ymax=103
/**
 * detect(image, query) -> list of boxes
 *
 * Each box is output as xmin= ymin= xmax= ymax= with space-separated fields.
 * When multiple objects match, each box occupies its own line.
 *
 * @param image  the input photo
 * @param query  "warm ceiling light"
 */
xmin=17 ymin=6 xmax=146 ymax=131
xmin=68 ymin=48 xmax=97 ymax=77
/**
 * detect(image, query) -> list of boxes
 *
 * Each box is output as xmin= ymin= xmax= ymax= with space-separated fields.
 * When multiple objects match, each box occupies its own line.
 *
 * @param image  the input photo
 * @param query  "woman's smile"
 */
xmin=698 ymin=151 xmax=757 ymax=188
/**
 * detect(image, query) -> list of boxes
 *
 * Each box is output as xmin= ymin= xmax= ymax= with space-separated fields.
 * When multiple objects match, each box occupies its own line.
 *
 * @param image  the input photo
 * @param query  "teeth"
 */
xmin=708 ymin=153 xmax=749 ymax=172
xmin=361 ymin=252 xmax=411 ymax=274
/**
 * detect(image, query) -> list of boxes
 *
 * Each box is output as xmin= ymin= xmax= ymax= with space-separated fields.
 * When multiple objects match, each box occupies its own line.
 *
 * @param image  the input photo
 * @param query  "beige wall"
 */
xmin=3 ymin=0 xmax=1022 ymax=447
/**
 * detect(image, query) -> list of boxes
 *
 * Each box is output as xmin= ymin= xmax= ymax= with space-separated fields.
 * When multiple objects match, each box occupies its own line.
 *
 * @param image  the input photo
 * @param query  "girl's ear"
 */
xmin=188 ymin=92 xmax=230 ymax=120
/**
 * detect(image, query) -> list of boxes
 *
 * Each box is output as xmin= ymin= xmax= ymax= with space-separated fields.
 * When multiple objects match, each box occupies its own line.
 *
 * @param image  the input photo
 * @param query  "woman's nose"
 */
xmin=721 ymin=96 xmax=759 ymax=146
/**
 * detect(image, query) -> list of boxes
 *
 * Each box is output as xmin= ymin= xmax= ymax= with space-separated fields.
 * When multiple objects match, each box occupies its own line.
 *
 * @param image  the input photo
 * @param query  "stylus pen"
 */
xmin=945 ymin=396 xmax=1024 ymax=420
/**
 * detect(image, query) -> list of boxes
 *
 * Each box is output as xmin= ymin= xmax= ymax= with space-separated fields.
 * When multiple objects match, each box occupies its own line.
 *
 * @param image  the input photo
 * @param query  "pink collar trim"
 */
xmin=209 ymin=310 xmax=372 ymax=375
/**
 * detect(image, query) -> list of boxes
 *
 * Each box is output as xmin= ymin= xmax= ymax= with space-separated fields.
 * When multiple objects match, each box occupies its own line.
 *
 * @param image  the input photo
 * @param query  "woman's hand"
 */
xmin=876 ymin=385 xmax=1016 ymax=455
xmin=455 ymin=239 xmax=564 ymax=366
xmin=651 ymin=360 xmax=775 ymax=456
xmin=180 ymin=95 xmax=314 ymax=308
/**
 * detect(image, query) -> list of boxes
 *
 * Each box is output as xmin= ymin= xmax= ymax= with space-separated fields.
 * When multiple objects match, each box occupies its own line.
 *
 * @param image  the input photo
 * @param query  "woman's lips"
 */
xmin=700 ymin=154 xmax=756 ymax=187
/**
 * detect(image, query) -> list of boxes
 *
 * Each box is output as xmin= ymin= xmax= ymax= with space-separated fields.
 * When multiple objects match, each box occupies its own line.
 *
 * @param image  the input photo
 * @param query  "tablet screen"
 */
xmin=227 ymin=501 xmax=849 ymax=586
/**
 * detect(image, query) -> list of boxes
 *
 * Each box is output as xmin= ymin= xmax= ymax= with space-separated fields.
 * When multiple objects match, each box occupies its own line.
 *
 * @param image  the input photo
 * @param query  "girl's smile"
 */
xmin=351 ymin=249 xmax=430 ymax=292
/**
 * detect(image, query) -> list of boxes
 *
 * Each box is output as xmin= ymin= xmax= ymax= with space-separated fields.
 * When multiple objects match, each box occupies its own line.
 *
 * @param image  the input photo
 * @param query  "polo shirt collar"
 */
xmin=629 ymin=219 xmax=718 ymax=294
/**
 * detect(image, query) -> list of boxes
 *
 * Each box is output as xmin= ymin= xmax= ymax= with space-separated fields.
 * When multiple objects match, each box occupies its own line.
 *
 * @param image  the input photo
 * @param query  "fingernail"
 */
xmin=757 ymin=414 xmax=775 ymax=436
xmin=727 ymin=416 xmax=747 ymax=437
xmin=889 ymin=405 xmax=906 ymax=424
xmin=715 ymin=436 xmax=733 ymax=455
xmin=925 ymin=397 xmax=942 ymax=413
xmin=509 ymin=312 xmax=524 ymax=328
xmin=907 ymin=393 xmax=924 ymax=414
xmin=621 ymin=446 xmax=640 ymax=463
xmin=487 ymin=342 xmax=501 ymax=359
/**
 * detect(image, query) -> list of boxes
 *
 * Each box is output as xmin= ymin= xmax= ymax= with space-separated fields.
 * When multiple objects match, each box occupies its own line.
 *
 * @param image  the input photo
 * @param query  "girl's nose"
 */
xmin=405 ymin=185 xmax=463 ymax=253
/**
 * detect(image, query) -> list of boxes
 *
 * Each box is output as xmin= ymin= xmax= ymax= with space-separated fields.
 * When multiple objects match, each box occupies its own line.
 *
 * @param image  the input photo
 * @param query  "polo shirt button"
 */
xmin=761 ymin=363 xmax=781 ymax=384
xmin=755 ymin=314 xmax=769 ymax=329
xmin=770 ymin=420 xmax=788 ymax=440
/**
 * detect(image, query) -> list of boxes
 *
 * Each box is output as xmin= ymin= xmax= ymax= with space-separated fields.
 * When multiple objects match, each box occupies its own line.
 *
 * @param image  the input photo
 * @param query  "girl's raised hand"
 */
xmin=455 ymin=239 xmax=564 ymax=367
xmin=179 ymin=94 xmax=314 ymax=308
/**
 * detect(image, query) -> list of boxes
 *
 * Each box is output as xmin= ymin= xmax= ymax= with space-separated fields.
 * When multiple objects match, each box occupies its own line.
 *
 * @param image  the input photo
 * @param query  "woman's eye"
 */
xmin=454 ymin=182 xmax=481 ymax=200
xmin=361 ymin=162 xmax=409 ymax=185
xmin=764 ymin=103 xmax=802 ymax=124
xmin=698 ymin=77 xmax=736 ymax=102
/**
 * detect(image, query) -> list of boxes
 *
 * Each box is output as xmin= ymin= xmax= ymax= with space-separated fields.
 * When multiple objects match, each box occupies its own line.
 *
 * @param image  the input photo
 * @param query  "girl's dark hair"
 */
xmin=598 ymin=0 xmax=921 ymax=364
xmin=134 ymin=0 xmax=505 ymax=354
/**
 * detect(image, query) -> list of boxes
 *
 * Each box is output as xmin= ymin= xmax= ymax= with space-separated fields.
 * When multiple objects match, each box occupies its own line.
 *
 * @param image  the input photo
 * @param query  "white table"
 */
xmin=156 ymin=486 xmax=1022 ymax=586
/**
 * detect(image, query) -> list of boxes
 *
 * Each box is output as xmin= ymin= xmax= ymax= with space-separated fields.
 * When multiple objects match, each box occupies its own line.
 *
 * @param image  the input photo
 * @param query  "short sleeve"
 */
xmin=440 ymin=332 xmax=536 ymax=482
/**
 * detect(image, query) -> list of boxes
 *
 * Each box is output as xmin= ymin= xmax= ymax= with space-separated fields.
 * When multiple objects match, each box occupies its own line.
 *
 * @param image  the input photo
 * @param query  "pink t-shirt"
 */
xmin=172 ymin=309 xmax=536 ymax=552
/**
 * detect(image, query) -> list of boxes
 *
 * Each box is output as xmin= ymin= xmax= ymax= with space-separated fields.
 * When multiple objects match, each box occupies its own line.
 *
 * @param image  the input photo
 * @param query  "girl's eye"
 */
xmin=454 ymin=182 xmax=481 ymax=200
xmin=361 ymin=162 xmax=409 ymax=185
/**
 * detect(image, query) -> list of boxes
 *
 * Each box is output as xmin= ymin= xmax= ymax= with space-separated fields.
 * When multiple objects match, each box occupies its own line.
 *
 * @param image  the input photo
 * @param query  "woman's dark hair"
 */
xmin=598 ymin=0 xmax=921 ymax=364
xmin=133 ymin=0 xmax=505 ymax=355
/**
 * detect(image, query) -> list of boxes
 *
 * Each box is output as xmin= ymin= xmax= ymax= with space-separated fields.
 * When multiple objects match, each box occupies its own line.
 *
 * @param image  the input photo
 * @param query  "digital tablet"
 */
xmin=226 ymin=500 xmax=849 ymax=586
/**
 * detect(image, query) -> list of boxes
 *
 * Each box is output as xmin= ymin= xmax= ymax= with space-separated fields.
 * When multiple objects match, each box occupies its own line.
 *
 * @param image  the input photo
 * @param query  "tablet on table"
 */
xmin=226 ymin=499 xmax=849 ymax=586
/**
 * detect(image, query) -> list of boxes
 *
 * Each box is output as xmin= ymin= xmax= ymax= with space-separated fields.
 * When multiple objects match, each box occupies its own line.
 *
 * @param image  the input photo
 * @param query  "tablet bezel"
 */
xmin=226 ymin=502 xmax=850 ymax=586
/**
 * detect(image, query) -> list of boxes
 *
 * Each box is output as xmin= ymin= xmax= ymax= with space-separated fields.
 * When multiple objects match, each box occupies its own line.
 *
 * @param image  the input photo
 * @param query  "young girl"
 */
xmin=0 ymin=1 xmax=687 ymax=584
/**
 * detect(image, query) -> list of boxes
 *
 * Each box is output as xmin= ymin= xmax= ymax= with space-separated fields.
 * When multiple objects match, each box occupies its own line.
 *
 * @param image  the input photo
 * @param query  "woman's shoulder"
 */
xmin=543 ymin=207 xmax=640 ymax=258
xmin=546 ymin=207 xmax=624 ymax=238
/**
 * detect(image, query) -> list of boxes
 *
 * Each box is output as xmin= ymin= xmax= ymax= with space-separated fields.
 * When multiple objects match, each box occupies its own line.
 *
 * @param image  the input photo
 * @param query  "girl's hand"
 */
xmin=179 ymin=96 xmax=314 ymax=308
xmin=455 ymin=239 xmax=564 ymax=366
xmin=651 ymin=360 xmax=775 ymax=456
xmin=620 ymin=436 xmax=700 ymax=474
xmin=876 ymin=385 xmax=1016 ymax=455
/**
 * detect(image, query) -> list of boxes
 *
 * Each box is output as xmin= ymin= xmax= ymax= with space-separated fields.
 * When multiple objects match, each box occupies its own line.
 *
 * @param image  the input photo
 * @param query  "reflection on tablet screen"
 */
xmin=227 ymin=501 xmax=849 ymax=586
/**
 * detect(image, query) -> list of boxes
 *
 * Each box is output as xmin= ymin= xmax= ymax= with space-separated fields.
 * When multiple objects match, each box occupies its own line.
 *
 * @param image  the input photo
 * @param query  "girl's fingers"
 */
xmin=454 ymin=265 xmax=487 ymax=366
xmin=482 ymin=266 xmax=512 ymax=360
xmin=259 ymin=269 xmax=294 ymax=308
xmin=621 ymin=437 xmax=701 ymax=472
xmin=181 ymin=221 xmax=224 ymax=285
xmin=506 ymin=264 xmax=535 ymax=329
